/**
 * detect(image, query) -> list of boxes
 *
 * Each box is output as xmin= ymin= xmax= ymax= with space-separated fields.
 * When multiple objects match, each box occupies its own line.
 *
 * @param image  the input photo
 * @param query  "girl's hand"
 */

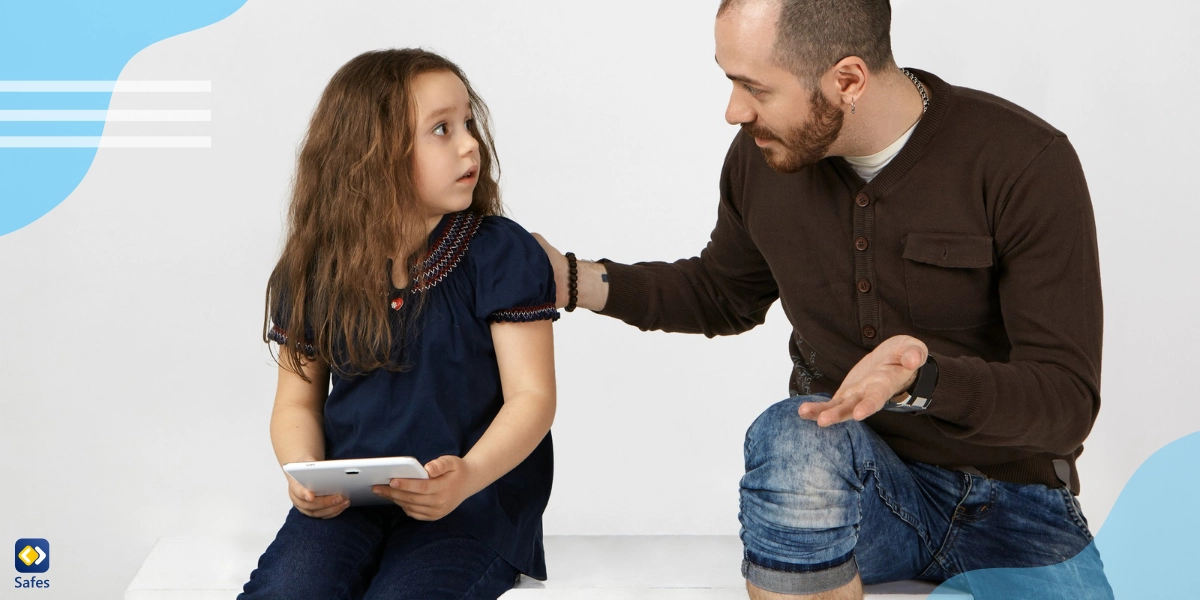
xmin=371 ymin=455 xmax=476 ymax=521
xmin=287 ymin=474 xmax=350 ymax=519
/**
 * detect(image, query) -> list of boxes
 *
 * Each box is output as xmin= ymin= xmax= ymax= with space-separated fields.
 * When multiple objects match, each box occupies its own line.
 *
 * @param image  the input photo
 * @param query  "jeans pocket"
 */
xmin=1057 ymin=487 xmax=1094 ymax=541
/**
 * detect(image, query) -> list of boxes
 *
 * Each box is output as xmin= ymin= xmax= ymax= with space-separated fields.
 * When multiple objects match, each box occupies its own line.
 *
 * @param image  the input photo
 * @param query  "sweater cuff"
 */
xmin=596 ymin=260 xmax=651 ymax=324
xmin=926 ymin=353 xmax=986 ymax=429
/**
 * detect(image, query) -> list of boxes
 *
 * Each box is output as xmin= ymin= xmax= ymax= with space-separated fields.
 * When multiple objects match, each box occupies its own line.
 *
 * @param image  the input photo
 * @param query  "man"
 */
xmin=535 ymin=0 xmax=1111 ymax=598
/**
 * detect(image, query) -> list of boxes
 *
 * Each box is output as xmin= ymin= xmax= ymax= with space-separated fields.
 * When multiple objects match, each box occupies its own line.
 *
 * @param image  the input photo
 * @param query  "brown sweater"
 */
xmin=599 ymin=69 xmax=1102 ymax=494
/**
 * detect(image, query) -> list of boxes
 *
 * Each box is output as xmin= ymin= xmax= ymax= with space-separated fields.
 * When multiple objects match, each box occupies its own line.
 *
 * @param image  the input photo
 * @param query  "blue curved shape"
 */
xmin=929 ymin=431 xmax=1200 ymax=598
xmin=0 ymin=0 xmax=248 ymax=236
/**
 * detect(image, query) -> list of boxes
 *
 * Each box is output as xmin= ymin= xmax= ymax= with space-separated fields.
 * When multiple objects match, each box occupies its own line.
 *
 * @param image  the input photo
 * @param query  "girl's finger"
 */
xmin=390 ymin=491 xmax=437 ymax=507
xmin=288 ymin=479 xmax=317 ymax=503
xmin=390 ymin=478 xmax=433 ymax=494
xmin=319 ymin=504 xmax=350 ymax=520
xmin=296 ymin=494 xmax=343 ymax=512
xmin=307 ymin=499 xmax=351 ymax=519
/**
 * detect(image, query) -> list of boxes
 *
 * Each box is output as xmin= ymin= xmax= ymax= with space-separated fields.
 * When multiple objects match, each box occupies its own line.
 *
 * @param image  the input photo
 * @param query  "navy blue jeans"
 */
xmin=238 ymin=505 xmax=518 ymax=600
xmin=739 ymin=396 xmax=1113 ymax=598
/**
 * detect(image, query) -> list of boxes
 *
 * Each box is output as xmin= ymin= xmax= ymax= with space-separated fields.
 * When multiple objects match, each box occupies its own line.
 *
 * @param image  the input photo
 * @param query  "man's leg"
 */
xmin=931 ymin=471 xmax=1114 ymax=599
xmin=738 ymin=396 xmax=1114 ymax=600
xmin=739 ymin=396 xmax=952 ymax=598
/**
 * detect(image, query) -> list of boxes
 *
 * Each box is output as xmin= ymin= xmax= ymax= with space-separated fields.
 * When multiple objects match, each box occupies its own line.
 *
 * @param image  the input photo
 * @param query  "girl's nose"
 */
xmin=460 ymin=130 xmax=480 ymax=156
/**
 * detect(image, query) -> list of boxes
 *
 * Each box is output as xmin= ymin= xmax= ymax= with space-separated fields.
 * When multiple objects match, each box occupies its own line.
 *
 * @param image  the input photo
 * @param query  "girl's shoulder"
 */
xmin=460 ymin=213 xmax=559 ymax=323
xmin=473 ymin=214 xmax=534 ymax=243
xmin=463 ymin=214 xmax=544 ymax=267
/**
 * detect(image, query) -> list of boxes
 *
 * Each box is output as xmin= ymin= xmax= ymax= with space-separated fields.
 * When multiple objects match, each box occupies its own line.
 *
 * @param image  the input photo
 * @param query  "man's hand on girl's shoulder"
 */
xmin=372 ymin=455 xmax=476 ymax=521
xmin=530 ymin=233 xmax=570 ymax=309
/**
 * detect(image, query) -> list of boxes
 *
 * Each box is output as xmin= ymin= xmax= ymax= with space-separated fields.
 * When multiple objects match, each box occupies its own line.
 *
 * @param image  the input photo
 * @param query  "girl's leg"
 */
xmin=238 ymin=506 xmax=390 ymax=600
xmin=362 ymin=518 xmax=519 ymax=600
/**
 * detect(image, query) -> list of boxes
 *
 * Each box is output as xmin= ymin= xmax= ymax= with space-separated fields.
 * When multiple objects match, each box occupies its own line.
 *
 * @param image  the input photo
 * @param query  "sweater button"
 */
xmin=855 ymin=237 xmax=869 ymax=251
xmin=856 ymin=193 xmax=870 ymax=207
xmin=862 ymin=325 xmax=877 ymax=339
xmin=857 ymin=279 xmax=872 ymax=293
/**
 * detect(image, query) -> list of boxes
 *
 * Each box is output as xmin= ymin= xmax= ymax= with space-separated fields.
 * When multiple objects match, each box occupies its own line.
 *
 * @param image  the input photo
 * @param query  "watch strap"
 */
xmin=883 ymin=355 xmax=938 ymax=414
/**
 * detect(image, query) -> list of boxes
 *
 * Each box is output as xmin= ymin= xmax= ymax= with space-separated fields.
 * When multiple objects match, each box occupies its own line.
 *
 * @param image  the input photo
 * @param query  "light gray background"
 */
xmin=2 ymin=1 xmax=1198 ymax=598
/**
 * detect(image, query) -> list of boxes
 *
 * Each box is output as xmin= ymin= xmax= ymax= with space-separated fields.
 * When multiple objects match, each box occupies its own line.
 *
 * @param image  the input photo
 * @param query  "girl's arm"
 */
xmin=270 ymin=357 xmax=350 ymax=518
xmin=374 ymin=319 xmax=556 ymax=520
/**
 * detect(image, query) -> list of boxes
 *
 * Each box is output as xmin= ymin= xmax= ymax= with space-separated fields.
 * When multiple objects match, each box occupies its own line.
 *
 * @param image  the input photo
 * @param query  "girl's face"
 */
xmin=411 ymin=70 xmax=480 ymax=230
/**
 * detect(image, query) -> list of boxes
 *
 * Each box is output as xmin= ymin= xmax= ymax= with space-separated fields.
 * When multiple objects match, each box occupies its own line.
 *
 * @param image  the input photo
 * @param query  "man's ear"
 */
xmin=829 ymin=56 xmax=868 ymax=107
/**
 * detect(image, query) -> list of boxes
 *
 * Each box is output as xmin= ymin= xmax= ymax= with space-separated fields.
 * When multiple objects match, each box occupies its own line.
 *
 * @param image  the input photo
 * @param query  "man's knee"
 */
xmin=744 ymin=396 xmax=863 ymax=471
xmin=739 ymin=398 xmax=866 ymax=596
xmin=740 ymin=397 xmax=867 ymax=527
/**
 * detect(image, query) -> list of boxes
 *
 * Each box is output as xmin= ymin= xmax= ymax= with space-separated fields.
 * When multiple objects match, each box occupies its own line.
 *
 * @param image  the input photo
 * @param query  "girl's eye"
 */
xmin=433 ymin=123 xmax=448 ymax=136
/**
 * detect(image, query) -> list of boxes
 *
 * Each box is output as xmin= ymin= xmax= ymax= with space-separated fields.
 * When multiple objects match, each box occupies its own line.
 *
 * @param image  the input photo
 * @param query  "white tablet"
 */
xmin=283 ymin=456 xmax=429 ymax=506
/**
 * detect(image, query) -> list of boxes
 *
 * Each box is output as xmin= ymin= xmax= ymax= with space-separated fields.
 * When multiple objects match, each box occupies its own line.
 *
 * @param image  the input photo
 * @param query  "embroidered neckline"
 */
xmin=389 ymin=212 xmax=481 ymax=308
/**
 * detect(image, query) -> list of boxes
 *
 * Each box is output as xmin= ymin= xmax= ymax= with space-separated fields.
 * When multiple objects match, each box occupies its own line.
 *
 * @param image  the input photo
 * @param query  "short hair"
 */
xmin=718 ymin=0 xmax=896 ymax=86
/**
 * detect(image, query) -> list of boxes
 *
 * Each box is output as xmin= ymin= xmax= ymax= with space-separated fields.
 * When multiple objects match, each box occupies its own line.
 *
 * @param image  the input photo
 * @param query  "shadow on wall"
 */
xmin=930 ymin=431 xmax=1200 ymax=599
xmin=0 ymin=0 xmax=248 ymax=237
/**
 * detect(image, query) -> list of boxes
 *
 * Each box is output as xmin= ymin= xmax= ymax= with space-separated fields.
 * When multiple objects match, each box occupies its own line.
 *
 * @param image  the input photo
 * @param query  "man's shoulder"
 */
xmin=923 ymin=69 xmax=1068 ymax=160
xmin=948 ymin=82 xmax=1063 ymax=140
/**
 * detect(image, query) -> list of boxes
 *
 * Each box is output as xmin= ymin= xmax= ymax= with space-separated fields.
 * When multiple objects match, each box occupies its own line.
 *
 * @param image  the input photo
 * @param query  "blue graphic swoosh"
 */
xmin=0 ymin=0 xmax=248 ymax=236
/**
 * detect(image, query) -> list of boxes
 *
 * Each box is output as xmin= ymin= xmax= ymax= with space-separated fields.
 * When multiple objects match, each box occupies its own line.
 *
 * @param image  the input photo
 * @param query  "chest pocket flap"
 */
xmin=903 ymin=233 xmax=994 ymax=269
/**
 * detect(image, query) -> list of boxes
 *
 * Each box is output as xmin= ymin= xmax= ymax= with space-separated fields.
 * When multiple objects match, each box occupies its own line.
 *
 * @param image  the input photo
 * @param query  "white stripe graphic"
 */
xmin=0 ymin=110 xmax=211 ymax=122
xmin=0 ymin=80 xmax=210 ymax=93
xmin=0 ymin=136 xmax=211 ymax=148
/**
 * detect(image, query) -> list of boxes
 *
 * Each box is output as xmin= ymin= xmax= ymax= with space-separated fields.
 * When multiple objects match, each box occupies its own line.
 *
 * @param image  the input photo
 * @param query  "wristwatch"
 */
xmin=884 ymin=355 xmax=938 ymax=414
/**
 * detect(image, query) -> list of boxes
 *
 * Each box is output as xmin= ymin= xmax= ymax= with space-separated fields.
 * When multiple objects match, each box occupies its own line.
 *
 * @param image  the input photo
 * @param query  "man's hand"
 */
xmin=799 ymin=335 xmax=928 ymax=426
xmin=530 ymin=233 xmax=570 ymax=309
xmin=530 ymin=232 xmax=609 ymax=311
xmin=371 ymin=455 xmax=477 ymax=521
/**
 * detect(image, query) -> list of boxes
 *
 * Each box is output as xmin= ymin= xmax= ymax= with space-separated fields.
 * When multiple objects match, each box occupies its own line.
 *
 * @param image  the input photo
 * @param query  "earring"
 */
xmin=851 ymin=99 xmax=856 ymax=114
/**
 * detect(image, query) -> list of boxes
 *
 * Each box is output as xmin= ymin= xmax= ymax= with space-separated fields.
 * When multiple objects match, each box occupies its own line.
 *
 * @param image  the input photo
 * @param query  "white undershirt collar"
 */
xmin=843 ymin=120 xmax=920 ymax=183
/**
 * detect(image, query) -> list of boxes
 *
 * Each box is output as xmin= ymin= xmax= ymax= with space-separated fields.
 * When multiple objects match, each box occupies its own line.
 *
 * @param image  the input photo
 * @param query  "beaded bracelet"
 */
xmin=564 ymin=252 xmax=579 ymax=312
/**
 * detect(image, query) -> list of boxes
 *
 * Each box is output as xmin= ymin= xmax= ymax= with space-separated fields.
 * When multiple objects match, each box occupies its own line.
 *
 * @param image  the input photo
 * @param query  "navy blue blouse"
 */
xmin=269 ymin=211 xmax=558 ymax=579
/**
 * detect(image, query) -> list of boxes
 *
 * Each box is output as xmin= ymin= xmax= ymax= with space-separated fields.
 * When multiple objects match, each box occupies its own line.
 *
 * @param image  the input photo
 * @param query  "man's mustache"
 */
xmin=741 ymin=122 xmax=779 ymax=142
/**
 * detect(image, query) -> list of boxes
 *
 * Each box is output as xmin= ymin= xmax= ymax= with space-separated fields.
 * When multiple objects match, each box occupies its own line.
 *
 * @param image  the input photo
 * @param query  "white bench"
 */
xmin=125 ymin=535 xmax=963 ymax=599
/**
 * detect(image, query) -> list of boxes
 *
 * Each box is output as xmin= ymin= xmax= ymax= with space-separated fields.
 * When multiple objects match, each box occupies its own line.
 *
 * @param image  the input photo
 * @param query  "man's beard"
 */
xmin=742 ymin=88 xmax=843 ymax=173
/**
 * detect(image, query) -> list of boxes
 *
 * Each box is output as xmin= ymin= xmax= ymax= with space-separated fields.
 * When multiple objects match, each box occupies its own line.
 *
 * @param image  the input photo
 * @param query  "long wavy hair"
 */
xmin=265 ymin=49 xmax=503 ymax=380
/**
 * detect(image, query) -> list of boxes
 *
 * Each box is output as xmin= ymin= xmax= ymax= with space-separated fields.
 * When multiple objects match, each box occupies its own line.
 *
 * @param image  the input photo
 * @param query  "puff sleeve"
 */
xmin=266 ymin=289 xmax=316 ymax=357
xmin=468 ymin=216 xmax=559 ymax=324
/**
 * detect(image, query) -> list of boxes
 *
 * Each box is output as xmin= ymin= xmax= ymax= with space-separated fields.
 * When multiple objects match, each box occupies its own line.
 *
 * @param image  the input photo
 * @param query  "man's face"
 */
xmin=715 ymin=2 xmax=844 ymax=173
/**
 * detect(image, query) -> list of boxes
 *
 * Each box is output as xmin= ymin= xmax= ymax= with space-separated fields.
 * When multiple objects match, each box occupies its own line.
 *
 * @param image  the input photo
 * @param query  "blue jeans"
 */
xmin=739 ymin=396 xmax=1113 ymax=598
xmin=238 ymin=505 xmax=519 ymax=600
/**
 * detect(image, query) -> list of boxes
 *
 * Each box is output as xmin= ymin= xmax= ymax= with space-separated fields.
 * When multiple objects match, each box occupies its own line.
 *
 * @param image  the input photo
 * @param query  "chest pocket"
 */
xmin=902 ymin=232 xmax=999 ymax=330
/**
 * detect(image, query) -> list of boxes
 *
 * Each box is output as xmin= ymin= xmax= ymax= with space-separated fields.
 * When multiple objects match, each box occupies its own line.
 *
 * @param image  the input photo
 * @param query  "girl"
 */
xmin=239 ymin=49 xmax=557 ymax=600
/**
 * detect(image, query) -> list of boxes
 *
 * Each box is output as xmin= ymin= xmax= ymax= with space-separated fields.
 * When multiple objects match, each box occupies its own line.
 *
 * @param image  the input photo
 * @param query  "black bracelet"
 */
xmin=564 ymin=252 xmax=579 ymax=312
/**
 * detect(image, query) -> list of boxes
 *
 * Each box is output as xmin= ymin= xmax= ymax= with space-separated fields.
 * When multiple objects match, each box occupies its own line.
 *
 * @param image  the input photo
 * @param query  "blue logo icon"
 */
xmin=14 ymin=539 xmax=49 ymax=574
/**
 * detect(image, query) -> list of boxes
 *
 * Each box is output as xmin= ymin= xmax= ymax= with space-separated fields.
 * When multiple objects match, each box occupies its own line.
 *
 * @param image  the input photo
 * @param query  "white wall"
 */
xmin=1 ymin=1 xmax=1197 ymax=598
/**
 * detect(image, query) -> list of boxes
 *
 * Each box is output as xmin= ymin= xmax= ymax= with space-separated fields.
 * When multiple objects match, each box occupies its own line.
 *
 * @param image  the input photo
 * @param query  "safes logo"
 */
xmin=12 ymin=540 xmax=53 ymax=590
xmin=14 ymin=539 xmax=50 ymax=590
xmin=14 ymin=540 xmax=48 ymax=574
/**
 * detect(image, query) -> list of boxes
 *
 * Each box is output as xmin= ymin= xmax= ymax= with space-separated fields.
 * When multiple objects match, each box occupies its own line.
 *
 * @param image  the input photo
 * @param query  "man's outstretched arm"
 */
xmin=532 ymin=137 xmax=778 ymax=337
